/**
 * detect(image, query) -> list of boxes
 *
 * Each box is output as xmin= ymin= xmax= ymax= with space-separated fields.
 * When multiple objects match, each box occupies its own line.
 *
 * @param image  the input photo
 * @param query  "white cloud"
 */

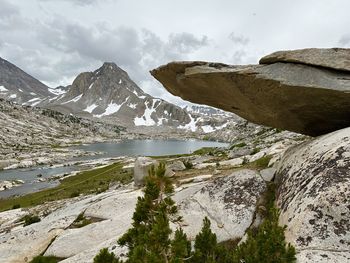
xmin=1 ymin=0 xmax=349 ymax=105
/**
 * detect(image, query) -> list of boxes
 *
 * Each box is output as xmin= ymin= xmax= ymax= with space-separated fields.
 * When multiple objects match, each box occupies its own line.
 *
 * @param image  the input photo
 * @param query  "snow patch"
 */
xmin=0 ymin=86 xmax=8 ymax=92
xmin=31 ymin=100 xmax=42 ymax=106
xmin=178 ymin=115 xmax=198 ymax=132
xmin=49 ymin=88 xmax=67 ymax=95
xmin=128 ymin=103 xmax=137 ymax=109
xmin=30 ymin=92 xmax=37 ymax=96
xmin=119 ymin=79 xmax=122 ymax=84
xmin=9 ymin=94 xmax=17 ymax=99
xmin=202 ymin=122 xmax=229 ymax=133
xmin=94 ymin=99 xmax=127 ymax=117
xmin=88 ymin=82 xmax=94 ymax=90
xmin=62 ymin=94 xmax=83 ymax=104
xmin=134 ymin=100 xmax=157 ymax=126
xmin=83 ymin=103 xmax=98 ymax=113
xmin=202 ymin=125 xmax=215 ymax=133
xmin=18 ymin=89 xmax=23 ymax=92
xmin=157 ymin=117 xmax=167 ymax=126
xmin=27 ymin=97 xmax=41 ymax=103
xmin=216 ymin=122 xmax=229 ymax=130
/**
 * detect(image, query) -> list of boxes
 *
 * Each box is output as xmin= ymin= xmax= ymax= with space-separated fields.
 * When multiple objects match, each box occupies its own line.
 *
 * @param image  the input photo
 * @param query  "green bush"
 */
xmin=22 ymin=214 xmax=41 ymax=226
xmin=12 ymin=204 xmax=21 ymax=209
xmin=253 ymin=155 xmax=272 ymax=169
xmin=192 ymin=217 xmax=218 ymax=262
xmin=94 ymin=248 xmax=120 ymax=263
xmin=72 ymin=212 xmax=93 ymax=228
xmin=70 ymin=191 xmax=80 ymax=198
xmin=231 ymin=207 xmax=296 ymax=263
xmin=229 ymin=142 xmax=246 ymax=150
xmin=250 ymin=147 xmax=261 ymax=155
xmin=183 ymin=160 xmax=193 ymax=169
xmin=29 ymin=256 xmax=60 ymax=263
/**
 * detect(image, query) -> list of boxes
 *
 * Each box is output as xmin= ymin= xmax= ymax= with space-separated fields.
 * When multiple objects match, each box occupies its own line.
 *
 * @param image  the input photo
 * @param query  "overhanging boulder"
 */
xmin=150 ymin=48 xmax=350 ymax=136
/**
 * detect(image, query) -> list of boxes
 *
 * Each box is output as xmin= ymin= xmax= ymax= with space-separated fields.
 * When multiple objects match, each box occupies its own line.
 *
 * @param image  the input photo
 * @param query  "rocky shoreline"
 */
xmin=0 ymin=123 xmax=306 ymax=262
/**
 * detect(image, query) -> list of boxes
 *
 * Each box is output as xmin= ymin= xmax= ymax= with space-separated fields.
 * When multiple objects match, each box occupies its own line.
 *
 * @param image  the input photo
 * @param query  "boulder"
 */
xmin=167 ymin=160 xmax=186 ymax=171
xmin=228 ymin=148 xmax=252 ymax=159
xmin=133 ymin=157 xmax=157 ymax=187
xmin=194 ymin=162 xmax=217 ymax=169
xmin=276 ymin=127 xmax=350 ymax=262
xmin=178 ymin=169 xmax=266 ymax=241
xmin=219 ymin=157 xmax=243 ymax=167
xmin=150 ymin=48 xmax=350 ymax=136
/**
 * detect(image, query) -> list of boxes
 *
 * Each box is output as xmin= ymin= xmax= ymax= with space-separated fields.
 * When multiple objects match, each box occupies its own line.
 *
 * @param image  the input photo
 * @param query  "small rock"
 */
xmin=228 ymin=148 xmax=252 ymax=159
xmin=165 ymin=167 xmax=175 ymax=178
xmin=194 ymin=163 xmax=216 ymax=169
xmin=193 ymin=174 xmax=212 ymax=183
xmin=259 ymin=168 xmax=276 ymax=181
xmin=167 ymin=161 xmax=186 ymax=171
xmin=37 ymin=178 xmax=47 ymax=182
xmin=213 ymin=169 xmax=221 ymax=175
xmin=219 ymin=157 xmax=243 ymax=167
xmin=248 ymin=151 xmax=266 ymax=162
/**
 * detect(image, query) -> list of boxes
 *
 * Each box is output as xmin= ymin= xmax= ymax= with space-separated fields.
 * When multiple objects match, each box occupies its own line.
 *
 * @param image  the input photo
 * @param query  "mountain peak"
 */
xmin=96 ymin=62 xmax=126 ymax=74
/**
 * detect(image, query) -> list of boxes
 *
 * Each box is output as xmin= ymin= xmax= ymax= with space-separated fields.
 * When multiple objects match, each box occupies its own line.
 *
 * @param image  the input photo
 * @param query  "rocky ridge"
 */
xmin=0 ymin=98 xmax=124 ymax=170
xmin=0 ymin=57 xmax=53 ymax=105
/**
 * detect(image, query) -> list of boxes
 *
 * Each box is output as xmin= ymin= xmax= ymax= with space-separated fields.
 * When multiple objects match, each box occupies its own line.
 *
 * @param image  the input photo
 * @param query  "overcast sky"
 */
xmin=1 ymin=0 xmax=349 ymax=105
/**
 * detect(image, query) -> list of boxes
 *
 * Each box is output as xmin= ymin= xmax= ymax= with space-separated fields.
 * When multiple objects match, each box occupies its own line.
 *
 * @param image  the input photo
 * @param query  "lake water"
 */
xmin=0 ymin=139 xmax=228 ymax=198
xmin=73 ymin=139 xmax=228 ymax=159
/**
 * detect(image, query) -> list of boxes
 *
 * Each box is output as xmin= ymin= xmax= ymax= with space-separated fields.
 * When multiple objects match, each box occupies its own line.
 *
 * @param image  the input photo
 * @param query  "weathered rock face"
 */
xmin=0 ymin=169 xmax=267 ymax=263
xmin=177 ymin=169 xmax=266 ymax=242
xmin=276 ymin=127 xmax=350 ymax=262
xmin=260 ymin=48 xmax=350 ymax=72
xmin=150 ymin=48 xmax=350 ymax=136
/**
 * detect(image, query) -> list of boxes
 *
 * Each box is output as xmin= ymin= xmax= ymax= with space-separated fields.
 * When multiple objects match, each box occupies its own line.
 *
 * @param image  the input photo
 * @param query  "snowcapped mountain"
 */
xmin=43 ymin=62 xmax=192 ymax=128
xmin=0 ymin=57 xmax=53 ymax=105
xmin=43 ymin=62 xmax=239 ymax=133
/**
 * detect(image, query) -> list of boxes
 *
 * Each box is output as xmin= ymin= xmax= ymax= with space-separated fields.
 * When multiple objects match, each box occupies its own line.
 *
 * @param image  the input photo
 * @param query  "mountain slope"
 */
xmin=0 ymin=57 xmax=54 ymax=105
xmin=44 ymin=62 xmax=239 ymax=133
xmin=0 ymin=98 xmax=124 ymax=168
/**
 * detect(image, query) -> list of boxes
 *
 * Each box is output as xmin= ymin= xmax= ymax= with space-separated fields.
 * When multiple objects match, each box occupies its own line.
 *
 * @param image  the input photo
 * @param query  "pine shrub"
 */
xmin=94 ymin=248 xmax=120 ymax=263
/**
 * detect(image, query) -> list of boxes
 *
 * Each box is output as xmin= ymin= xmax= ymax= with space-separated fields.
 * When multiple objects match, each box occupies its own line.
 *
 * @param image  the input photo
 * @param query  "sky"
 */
xmin=1 ymin=0 xmax=349 ymax=105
